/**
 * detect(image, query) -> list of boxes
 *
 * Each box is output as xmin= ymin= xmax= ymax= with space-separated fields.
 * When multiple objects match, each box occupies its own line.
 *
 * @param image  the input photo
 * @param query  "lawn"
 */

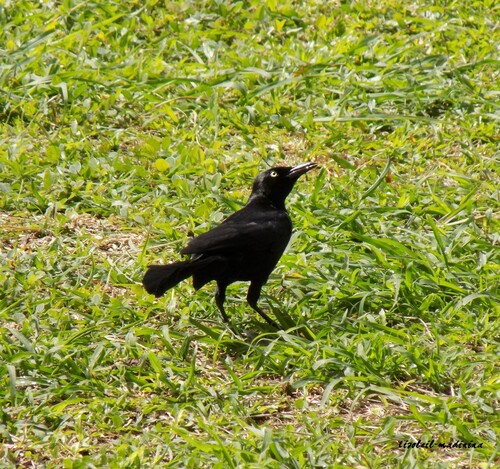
xmin=1 ymin=0 xmax=498 ymax=467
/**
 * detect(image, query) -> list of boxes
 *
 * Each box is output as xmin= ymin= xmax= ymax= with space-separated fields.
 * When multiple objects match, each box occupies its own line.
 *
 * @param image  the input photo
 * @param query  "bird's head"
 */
xmin=250 ymin=162 xmax=317 ymax=207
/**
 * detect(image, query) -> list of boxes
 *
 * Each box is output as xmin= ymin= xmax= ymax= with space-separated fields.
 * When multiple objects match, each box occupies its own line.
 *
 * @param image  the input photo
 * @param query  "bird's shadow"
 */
xmin=189 ymin=308 xmax=313 ymax=353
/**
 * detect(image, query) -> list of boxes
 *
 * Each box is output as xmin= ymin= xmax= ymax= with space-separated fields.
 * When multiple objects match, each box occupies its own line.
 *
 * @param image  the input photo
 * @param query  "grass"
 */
xmin=1 ymin=0 xmax=499 ymax=467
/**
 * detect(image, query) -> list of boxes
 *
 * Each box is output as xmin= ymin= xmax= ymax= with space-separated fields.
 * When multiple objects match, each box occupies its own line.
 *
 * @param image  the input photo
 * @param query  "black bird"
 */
xmin=142 ymin=162 xmax=317 ymax=327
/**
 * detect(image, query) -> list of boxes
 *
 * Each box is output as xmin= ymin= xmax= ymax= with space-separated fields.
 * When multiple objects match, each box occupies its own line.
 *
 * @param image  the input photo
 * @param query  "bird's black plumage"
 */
xmin=142 ymin=162 xmax=317 ymax=327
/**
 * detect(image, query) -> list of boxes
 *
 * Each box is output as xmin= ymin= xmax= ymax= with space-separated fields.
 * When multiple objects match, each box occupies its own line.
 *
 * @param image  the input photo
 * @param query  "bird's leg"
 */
xmin=215 ymin=282 xmax=230 ymax=322
xmin=247 ymin=282 xmax=280 ymax=329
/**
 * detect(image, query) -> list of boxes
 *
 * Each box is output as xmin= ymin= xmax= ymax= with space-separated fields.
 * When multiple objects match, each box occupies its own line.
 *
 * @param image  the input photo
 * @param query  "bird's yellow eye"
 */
xmin=270 ymin=170 xmax=278 ymax=177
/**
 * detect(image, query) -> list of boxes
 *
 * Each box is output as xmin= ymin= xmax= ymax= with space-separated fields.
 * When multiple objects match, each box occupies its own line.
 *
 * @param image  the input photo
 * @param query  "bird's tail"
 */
xmin=142 ymin=258 xmax=217 ymax=298
xmin=142 ymin=261 xmax=195 ymax=297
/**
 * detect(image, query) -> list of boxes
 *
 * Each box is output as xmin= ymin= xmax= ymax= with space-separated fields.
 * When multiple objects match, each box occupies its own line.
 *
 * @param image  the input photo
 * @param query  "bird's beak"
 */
xmin=286 ymin=162 xmax=318 ymax=179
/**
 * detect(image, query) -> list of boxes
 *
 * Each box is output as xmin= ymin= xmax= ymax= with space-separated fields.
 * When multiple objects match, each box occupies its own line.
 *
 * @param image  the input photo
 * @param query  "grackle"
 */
xmin=142 ymin=162 xmax=317 ymax=327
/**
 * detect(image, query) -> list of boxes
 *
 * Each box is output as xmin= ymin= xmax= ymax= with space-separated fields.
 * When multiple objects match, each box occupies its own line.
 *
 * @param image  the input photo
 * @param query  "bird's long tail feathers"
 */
xmin=142 ymin=258 xmax=218 ymax=298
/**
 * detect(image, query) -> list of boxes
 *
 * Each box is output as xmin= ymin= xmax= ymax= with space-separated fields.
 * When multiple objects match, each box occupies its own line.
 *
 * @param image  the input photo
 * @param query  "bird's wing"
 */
xmin=180 ymin=220 xmax=270 ymax=255
xmin=180 ymin=206 xmax=292 ymax=256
